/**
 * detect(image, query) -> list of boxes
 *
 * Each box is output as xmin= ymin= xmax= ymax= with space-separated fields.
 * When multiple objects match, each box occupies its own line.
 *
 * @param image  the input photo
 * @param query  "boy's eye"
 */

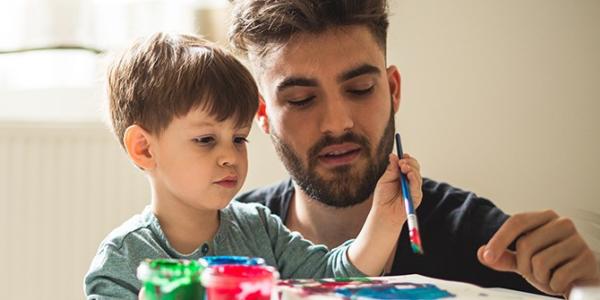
xmin=288 ymin=96 xmax=315 ymax=107
xmin=193 ymin=136 xmax=215 ymax=145
xmin=348 ymin=85 xmax=374 ymax=96
xmin=234 ymin=136 xmax=249 ymax=144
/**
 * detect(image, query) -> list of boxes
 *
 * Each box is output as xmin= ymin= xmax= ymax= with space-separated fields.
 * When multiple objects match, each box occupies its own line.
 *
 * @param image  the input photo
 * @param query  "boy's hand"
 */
xmin=372 ymin=153 xmax=423 ymax=225
xmin=477 ymin=210 xmax=600 ymax=296
xmin=348 ymin=153 xmax=423 ymax=276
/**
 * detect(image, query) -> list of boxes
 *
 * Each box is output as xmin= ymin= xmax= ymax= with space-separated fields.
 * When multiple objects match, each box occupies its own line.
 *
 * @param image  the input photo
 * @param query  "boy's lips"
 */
xmin=214 ymin=175 xmax=238 ymax=188
xmin=316 ymin=143 xmax=362 ymax=168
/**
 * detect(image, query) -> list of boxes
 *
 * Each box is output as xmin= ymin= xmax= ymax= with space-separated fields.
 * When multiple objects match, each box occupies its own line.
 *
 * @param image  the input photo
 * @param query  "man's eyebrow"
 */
xmin=276 ymin=77 xmax=318 ymax=93
xmin=338 ymin=64 xmax=381 ymax=82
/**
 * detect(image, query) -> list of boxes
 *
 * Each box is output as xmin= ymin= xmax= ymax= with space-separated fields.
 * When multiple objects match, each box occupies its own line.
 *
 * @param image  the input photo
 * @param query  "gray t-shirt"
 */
xmin=84 ymin=201 xmax=363 ymax=299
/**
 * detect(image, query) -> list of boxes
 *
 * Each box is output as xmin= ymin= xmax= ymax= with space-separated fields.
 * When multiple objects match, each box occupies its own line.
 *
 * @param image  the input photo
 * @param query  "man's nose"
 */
xmin=319 ymin=95 xmax=354 ymax=136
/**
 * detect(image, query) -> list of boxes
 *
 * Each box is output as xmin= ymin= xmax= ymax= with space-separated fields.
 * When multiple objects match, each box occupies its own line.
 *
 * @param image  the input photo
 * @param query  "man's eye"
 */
xmin=234 ymin=136 xmax=249 ymax=144
xmin=288 ymin=96 xmax=315 ymax=107
xmin=193 ymin=136 xmax=215 ymax=145
xmin=349 ymin=85 xmax=374 ymax=96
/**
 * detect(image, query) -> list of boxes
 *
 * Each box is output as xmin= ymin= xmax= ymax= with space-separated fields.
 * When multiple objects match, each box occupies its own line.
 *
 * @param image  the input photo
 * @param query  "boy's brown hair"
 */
xmin=229 ymin=0 xmax=389 ymax=59
xmin=108 ymin=32 xmax=258 ymax=147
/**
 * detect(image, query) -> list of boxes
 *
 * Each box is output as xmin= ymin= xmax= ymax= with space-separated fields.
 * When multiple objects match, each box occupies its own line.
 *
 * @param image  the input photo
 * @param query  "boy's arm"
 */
xmin=261 ymin=207 xmax=365 ymax=279
xmin=263 ymin=154 xmax=421 ymax=279
xmin=348 ymin=153 xmax=422 ymax=276
xmin=84 ymin=246 xmax=140 ymax=300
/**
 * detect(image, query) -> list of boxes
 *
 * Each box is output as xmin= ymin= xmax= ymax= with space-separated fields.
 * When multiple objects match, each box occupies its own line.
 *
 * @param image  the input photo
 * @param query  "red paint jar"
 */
xmin=201 ymin=265 xmax=279 ymax=300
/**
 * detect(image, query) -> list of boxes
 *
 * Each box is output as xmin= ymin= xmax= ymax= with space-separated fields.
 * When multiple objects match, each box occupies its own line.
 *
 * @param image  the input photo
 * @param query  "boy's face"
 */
xmin=150 ymin=107 xmax=250 ymax=211
xmin=255 ymin=25 xmax=400 ymax=207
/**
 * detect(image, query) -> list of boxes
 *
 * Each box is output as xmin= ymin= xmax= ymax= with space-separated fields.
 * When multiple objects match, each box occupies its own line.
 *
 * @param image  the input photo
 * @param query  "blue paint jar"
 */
xmin=199 ymin=255 xmax=266 ymax=267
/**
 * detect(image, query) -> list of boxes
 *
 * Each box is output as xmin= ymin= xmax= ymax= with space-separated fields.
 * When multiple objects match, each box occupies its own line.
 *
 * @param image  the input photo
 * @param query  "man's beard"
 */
xmin=270 ymin=111 xmax=395 ymax=208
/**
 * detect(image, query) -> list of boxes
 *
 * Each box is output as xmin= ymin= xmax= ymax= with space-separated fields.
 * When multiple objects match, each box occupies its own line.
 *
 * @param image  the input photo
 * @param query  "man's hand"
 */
xmin=477 ymin=210 xmax=600 ymax=296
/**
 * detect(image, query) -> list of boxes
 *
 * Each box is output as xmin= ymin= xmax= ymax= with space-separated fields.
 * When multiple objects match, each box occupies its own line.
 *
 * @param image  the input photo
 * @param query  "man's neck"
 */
xmin=285 ymin=182 xmax=373 ymax=249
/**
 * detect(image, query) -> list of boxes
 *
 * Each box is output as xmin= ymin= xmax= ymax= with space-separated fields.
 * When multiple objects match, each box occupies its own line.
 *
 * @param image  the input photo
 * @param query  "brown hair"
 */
xmin=229 ymin=0 xmax=389 ymax=58
xmin=108 ymin=32 xmax=258 ymax=148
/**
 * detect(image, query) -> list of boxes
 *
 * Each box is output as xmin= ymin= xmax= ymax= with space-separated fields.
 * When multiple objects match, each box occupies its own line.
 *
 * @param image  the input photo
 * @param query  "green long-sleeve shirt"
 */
xmin=84 ymin=201 xmax=363 ymax=299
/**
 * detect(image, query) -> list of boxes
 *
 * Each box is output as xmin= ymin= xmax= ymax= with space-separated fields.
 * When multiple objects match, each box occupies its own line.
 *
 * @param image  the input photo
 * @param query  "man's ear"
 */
xmin=387 ymin=65 xmax=401 ymax=113
xmin=123 ymin=125 xmax=156 ymax=170
xmin=256 ymin=95 xmax=270 ymax=134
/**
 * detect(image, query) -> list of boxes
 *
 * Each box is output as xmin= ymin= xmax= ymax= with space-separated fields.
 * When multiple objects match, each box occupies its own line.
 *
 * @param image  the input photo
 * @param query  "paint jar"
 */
xmin=201 ymin=265 xmax=279 ymax=300
xmin=137 ymin=258 xmax=207 ymax=300
xmin=199 ymin=255 xmax=265 ymax=267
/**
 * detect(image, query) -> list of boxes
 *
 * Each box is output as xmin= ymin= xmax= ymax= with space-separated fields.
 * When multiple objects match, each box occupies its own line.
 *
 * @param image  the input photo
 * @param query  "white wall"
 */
xmin=1 ymin=1 xmax=599 ymax=300
xmin=387 ymin=0 xmax=600 ymax=248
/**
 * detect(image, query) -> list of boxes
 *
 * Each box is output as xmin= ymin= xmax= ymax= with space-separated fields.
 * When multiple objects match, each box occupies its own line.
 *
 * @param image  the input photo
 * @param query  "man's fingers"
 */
xmin=485 ymin=210 xmax=559 ymax=263
xmin=531 ymin=234 xmax=583 ymax=284
xmin=478 ymin=245 xmax=517 ymax=272
xmin=514 ymin=217 xmax=577 ymax=277
xmin=548 ymin=249 xmax=595 ymax=294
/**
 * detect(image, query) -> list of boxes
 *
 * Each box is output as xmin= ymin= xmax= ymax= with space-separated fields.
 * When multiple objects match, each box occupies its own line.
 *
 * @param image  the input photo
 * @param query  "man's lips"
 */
xmin=316 ymin=143 xmax=362 ymax=167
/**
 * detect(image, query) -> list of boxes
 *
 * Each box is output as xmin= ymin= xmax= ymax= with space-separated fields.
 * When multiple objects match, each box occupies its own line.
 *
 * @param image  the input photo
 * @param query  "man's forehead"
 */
xmin=255 ymin=26 xmax=385 ymax=87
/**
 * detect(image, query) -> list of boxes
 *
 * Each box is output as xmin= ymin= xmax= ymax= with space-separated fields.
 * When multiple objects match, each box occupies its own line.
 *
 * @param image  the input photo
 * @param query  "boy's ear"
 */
xmin=123 ymin=125 xmax=156 ymax=170
xmin=387 ymin=65 xmax=401 ymax=113
xmin=256 ymin=95 xmax=270 ymax=134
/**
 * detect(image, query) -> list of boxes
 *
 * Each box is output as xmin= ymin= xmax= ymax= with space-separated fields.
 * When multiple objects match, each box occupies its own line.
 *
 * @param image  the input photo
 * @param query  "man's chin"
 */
xmin=313 ymin=160 xmax=366 ymax=178
xmin=303 ymin=176 xmax=368 ymax=206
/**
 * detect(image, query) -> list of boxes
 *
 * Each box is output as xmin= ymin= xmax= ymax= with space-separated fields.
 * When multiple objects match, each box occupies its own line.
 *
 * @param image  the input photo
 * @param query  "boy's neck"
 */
xmin=285 ymin=183 xmax=373 ymax=249
xmin=152 ymin=191 xmax=219 ymax=255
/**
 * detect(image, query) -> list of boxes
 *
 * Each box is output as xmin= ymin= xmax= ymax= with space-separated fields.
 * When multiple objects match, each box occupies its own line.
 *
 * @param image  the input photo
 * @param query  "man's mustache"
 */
xmin=308 ymin=132 xmax=372 ymax=159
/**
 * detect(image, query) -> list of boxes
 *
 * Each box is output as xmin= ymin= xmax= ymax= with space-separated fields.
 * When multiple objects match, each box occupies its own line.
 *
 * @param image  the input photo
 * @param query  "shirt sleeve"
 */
xmin=257 ymin=205 xmax=366 ymax=279
xmin=84 ymin=245 xmax=140 ymax=300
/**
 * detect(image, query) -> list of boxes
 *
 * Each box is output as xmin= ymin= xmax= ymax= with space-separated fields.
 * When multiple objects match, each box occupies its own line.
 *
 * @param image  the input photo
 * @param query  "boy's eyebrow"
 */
xmin=190 ymin=121 xmax=216 ymax=128
xmin=276 ymin=77 xmax=318 ymax=93
xmin=338 ymin=64 xmax=381 ymax=83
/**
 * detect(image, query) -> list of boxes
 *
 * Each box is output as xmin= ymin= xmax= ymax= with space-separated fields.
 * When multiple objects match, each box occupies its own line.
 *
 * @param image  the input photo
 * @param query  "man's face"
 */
xmin=255 ymin=25 xmax=401 ymax=207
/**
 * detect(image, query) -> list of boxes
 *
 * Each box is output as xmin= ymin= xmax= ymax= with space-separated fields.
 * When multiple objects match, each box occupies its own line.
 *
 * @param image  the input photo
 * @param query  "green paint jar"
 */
xmin=137 ymin=258 xmax=207 ymax=300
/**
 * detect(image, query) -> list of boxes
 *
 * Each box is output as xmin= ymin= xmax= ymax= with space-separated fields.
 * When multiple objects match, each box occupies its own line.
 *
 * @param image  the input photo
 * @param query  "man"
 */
xmin=229 ymin=0 xmax=599 ymax=296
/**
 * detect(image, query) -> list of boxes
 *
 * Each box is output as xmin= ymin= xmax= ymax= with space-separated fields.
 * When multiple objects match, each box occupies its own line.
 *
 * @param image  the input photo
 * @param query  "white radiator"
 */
xmin=0 ymin=122 xmax=149 ymax=300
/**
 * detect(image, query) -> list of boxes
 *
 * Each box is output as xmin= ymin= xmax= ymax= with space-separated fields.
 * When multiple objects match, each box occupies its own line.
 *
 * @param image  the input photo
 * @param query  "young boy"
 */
xmin=84 ymin=33 xmax=423 ymax=299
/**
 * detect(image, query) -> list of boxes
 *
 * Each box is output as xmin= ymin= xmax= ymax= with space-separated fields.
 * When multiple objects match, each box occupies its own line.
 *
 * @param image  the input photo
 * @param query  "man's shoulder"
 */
xmin=420 ymin=177 xmax=501 ymax=215
xmin=418 ymin=177 xmax=508 ymax=237
xmin=235 ymin=179 xmax=294 ymax=204
xmin=234 ymin=179 xmax=294 ymax=219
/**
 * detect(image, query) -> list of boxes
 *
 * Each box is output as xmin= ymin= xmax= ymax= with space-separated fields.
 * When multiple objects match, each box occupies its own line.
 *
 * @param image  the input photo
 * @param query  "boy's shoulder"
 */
xmin=221 ymin=201 xmax=285 ymax=234
xmin=224 ymin=201 xmax=272 ymax=221
xmin=85 ymin=207 xmax=161 ymax=298
xmin=94 ymin=206 xmax=163 ymax=258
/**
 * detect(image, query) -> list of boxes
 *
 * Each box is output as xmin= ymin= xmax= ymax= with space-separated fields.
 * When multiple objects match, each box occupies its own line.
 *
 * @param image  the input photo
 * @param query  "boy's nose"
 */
xmin=217 ymin=145 xmax=238 ymax=167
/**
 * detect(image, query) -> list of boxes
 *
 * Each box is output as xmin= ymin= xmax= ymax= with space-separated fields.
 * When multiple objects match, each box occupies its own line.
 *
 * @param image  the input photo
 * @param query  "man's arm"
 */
xmin=478 ymin=210 xmax=600 ymax=296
